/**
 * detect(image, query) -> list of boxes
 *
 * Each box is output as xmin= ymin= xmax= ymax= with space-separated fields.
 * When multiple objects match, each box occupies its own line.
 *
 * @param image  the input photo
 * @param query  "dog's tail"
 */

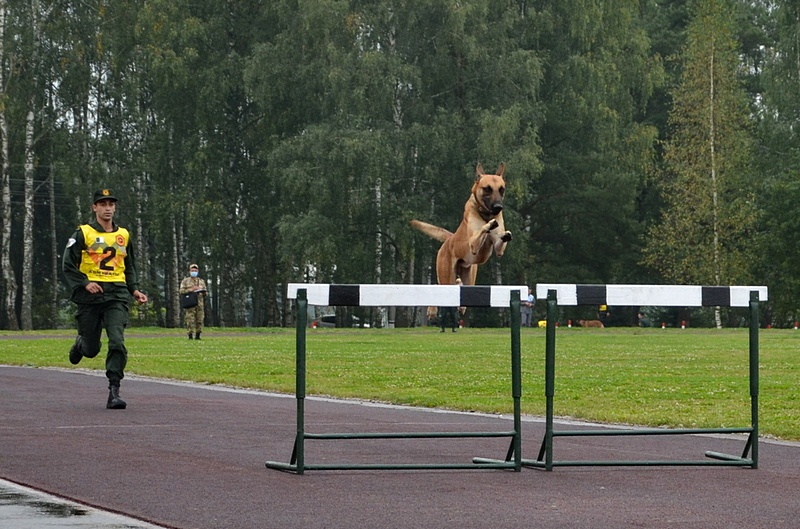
xmin=409 ymin=220 xmax=452 ymax=243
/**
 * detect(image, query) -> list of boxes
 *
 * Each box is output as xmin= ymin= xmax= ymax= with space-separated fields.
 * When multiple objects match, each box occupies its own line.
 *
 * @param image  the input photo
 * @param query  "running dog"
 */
xmin=410 ymin=163 xmax=512 ymax=316
xmin=578 ymin=319 xmax=605 ymax=328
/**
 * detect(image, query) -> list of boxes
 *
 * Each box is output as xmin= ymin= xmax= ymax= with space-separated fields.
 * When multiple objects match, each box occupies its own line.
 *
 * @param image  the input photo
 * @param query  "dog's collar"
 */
xmin=472 ymin=193 xmax=494 ymax=222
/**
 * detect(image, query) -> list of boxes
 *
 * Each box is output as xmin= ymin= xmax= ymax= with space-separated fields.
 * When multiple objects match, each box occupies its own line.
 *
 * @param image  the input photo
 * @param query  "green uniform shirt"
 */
xmin=62 ymin=219 xmax=141 ymax=304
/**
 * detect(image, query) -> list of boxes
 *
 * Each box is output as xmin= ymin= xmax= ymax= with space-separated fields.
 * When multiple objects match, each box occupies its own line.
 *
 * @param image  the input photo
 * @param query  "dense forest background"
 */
xmin=1 ymin=0 xmax=798 ymax=330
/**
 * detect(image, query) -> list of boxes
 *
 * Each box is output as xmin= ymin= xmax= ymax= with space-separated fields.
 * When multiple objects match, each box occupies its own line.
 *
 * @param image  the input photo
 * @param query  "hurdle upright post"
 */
xmin=541 ymin=289 xmax=557 ymax=471
xmin=473 ymin=288 xmax=523 ymax=471
xmin=267 ymin=288 xmax=309 ymax=474
xmin=510 ymin=290 xmax=523 ymax=470
xmin=749 ymin=290 xmax=759 ymax=469
xmin=294 ymin=289 xmax=307 ymax=474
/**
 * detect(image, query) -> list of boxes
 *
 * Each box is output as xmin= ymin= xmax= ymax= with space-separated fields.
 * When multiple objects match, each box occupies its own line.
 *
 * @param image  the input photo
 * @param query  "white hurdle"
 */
xmin=535 ymin=283 xmax=768 ymax=307
xmin=267 ymin=283 xmax=527 ymax=474
xmin=287 ymin=283 xmax=528 ymax=308
xmin=528 ymin=283 xmax=767 ymax=471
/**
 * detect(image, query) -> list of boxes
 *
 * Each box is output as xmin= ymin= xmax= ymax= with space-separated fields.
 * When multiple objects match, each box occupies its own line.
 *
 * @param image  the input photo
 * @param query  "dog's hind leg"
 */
xmin=435 ymin=246 xmax=459 ymax=286
xmin=455 ymin=268 xmax=476 ymax=315
xmin=428 ymin=247 xmax=459 ymax=321
xmin=460 ymin=264 xmax=477 ymax=286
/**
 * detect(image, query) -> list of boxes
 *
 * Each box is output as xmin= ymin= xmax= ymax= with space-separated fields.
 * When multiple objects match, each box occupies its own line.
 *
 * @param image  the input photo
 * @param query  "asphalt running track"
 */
xmin=1 ymin=365 xmax=798 ymax=529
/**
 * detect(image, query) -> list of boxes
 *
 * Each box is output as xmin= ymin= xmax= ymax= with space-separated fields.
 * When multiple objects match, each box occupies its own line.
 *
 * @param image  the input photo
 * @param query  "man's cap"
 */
xmin=189 ymin=263 xmax=199 ymax=270
xmin=93 ymin=189 xmax=118 ymax=204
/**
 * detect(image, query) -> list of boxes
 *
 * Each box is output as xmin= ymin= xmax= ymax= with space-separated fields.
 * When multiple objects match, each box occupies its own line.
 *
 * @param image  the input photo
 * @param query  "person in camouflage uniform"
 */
xmin=180 ymin=263 xmax=207 ymax=339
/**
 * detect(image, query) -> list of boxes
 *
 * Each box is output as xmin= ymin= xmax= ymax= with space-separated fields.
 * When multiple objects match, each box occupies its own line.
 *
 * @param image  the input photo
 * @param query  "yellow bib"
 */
xmin=78 ymin=225 xmax=129 ymax=282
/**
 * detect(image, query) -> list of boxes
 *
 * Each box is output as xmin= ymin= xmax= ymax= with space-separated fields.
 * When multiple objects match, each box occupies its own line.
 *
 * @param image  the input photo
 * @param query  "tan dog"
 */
xmin=578 ymin=319 xmax=605 ymax=328
xmin=410 ymin=163 xmax=512 ymax=316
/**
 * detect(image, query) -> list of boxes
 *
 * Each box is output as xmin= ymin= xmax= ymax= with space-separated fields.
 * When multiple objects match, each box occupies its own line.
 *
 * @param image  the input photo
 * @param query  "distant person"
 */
xmin=62 ymin=188 xmax=148 ymax=409
xmin=180 ymin=263 xmax=208 ymax=339
xmin=599 ymin=304 xmax=611 ymax=326
xmin=521 ymin=287 xmax=534 ymax=327
xmin=439 ymin=306 xmax=458 ymax=333
xmin=638 ymin=312 xmax=651 ymax=328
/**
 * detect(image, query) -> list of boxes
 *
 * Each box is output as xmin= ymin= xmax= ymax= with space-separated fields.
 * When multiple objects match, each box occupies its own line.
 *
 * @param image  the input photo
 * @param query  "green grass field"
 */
xmin=1 ymin=326 xmax=797 ymax=441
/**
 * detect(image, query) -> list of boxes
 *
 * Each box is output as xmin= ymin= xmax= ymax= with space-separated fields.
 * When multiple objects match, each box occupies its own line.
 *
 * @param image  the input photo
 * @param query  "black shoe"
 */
xmin=195 ymin=332 xmax=201 ymax=340
xmin=69 ymin=336 xmax=83 ymax=365
xmin=188 ymin=333 xmax=193 ymax=340
xmin=107 ymin=385 xmax=127 ymax=409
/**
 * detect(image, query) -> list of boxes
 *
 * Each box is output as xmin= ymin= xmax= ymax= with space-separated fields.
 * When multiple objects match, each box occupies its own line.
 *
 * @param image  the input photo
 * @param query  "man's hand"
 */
xmin=133 ymin=290 xmax=148 ymax=304
xmin=85 ymin=282 xmax=104 ymax=294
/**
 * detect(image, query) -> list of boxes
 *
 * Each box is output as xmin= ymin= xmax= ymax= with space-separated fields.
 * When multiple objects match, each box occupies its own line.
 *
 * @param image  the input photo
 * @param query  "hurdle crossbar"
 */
xmin=265 ymin=284 xmax=526 ymax=474
xmin=526 ymin=284 xmax=766 ymax=470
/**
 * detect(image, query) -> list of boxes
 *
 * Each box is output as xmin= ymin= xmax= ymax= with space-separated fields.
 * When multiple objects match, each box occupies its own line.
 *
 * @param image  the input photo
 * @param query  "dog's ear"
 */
xmin=496 ymin=162 xmax=506 ymax=177
xmin=475 ymin=163 xmax=485 ymax=177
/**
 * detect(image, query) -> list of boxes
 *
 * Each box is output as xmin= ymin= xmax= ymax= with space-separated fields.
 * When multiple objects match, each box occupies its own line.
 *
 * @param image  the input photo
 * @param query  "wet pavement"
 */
xmin=0 ymin=478 xmax=166 ymax=528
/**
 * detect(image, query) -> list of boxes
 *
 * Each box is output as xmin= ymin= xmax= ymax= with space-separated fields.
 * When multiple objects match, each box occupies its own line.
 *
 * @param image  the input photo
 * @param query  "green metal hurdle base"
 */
xmin=266 ymin=288 xmax=523 ymax=474
xmin=524 ymin=288 xmax=760 ymax=471
xmin=523 ymin=426 xmax=756 ymax=469
xmin=267 ymin=430 xmax=520 ymax=473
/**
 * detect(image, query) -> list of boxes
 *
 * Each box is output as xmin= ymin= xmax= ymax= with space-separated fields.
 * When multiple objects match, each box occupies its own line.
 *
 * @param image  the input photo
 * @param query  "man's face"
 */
xmin=93 ymin=199 xmax=116 ymax=221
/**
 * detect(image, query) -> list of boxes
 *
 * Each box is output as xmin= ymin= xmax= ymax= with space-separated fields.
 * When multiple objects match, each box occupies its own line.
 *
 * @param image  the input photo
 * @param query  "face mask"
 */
xmin=190 ymin=271 xmax=198 ymax=278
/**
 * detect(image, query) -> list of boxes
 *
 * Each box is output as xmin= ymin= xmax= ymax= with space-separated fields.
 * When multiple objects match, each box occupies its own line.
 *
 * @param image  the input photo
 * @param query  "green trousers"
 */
xmin=439 ymin=307 xmax=458 ymax=331
xmin=74 ymin=299 xmax=129 ymax=385
xmin=184 ymin=305 xmax=204 ymax=334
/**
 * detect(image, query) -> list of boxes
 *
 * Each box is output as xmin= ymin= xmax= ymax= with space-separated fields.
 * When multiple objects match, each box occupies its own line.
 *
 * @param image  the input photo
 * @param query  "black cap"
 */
xmin=93 ymin=189 xmax=118 ymax=204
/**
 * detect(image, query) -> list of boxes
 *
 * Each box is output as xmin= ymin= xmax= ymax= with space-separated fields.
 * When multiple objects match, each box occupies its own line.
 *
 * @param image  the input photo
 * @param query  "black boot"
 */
xmin=107 ymin=384 xmax=127 ymax=409
xmin=188 ymin=332 xmax=193 ymax=340
xmin=195 ymin=331 xmax=201 ymax=340
xmin=69 ymin=335 xmax=83 ymax=365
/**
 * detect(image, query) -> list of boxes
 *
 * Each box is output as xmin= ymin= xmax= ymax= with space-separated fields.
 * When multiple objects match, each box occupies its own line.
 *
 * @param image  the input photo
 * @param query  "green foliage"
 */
xmin=644 ymin=0 xmax=756 ymax=287
xmin=752 ymin=0 xmax=800 ymax=325
xmin=530 ymin=0 xmax=664 ymax=285
xmin=1 ymin=0 xmax=798 ymax=331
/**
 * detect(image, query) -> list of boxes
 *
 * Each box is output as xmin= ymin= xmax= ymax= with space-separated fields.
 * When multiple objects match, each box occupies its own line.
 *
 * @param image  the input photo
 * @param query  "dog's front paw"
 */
xmin=501 ymin=231 xmax=512 ymax=242
xmin=487 ymin=219 xmax=499 ymax=231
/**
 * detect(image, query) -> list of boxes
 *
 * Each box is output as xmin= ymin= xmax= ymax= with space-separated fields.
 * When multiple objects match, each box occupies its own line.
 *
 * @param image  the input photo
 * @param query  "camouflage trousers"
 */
xmin=185 ymin=305 xmax=204 ymax=334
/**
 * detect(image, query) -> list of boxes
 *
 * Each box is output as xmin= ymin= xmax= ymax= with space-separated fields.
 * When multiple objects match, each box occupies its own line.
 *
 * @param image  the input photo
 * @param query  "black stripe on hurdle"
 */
xmin=702 ymin=286 xmax=731 ymax=307
xmin=576 ymin=284 xmax=607 ymax=305
xmin=328 ymin=285 xmax=360 ymax=306
xmin=460 ymin=286 xmax=492 ymax=307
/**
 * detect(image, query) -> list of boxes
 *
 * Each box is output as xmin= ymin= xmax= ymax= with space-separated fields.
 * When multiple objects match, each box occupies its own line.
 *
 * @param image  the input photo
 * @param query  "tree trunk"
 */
xmin=49 ymin=168 xmax=58 ymax=328
xmin=0 ymin=147 xmax=15 ymax=330
xmin=708 ymin=37 xmax=723 ymax=330
xmin=171 ymin=214 xmax=181 ymax=328
xmin=20 ymin=106 xmax=35 ymax=330
xmin=134 ymin=171 xmax=148 ymax=325
xmin=0 ymin=3 xmax=19 ymax=330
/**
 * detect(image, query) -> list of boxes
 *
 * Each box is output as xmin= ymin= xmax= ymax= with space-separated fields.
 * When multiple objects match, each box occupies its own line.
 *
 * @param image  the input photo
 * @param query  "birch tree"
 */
xmin=0 ymin=0 xmax=18 ymax=330
xmin=18 ymin=0 xmax=43 ymax=330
